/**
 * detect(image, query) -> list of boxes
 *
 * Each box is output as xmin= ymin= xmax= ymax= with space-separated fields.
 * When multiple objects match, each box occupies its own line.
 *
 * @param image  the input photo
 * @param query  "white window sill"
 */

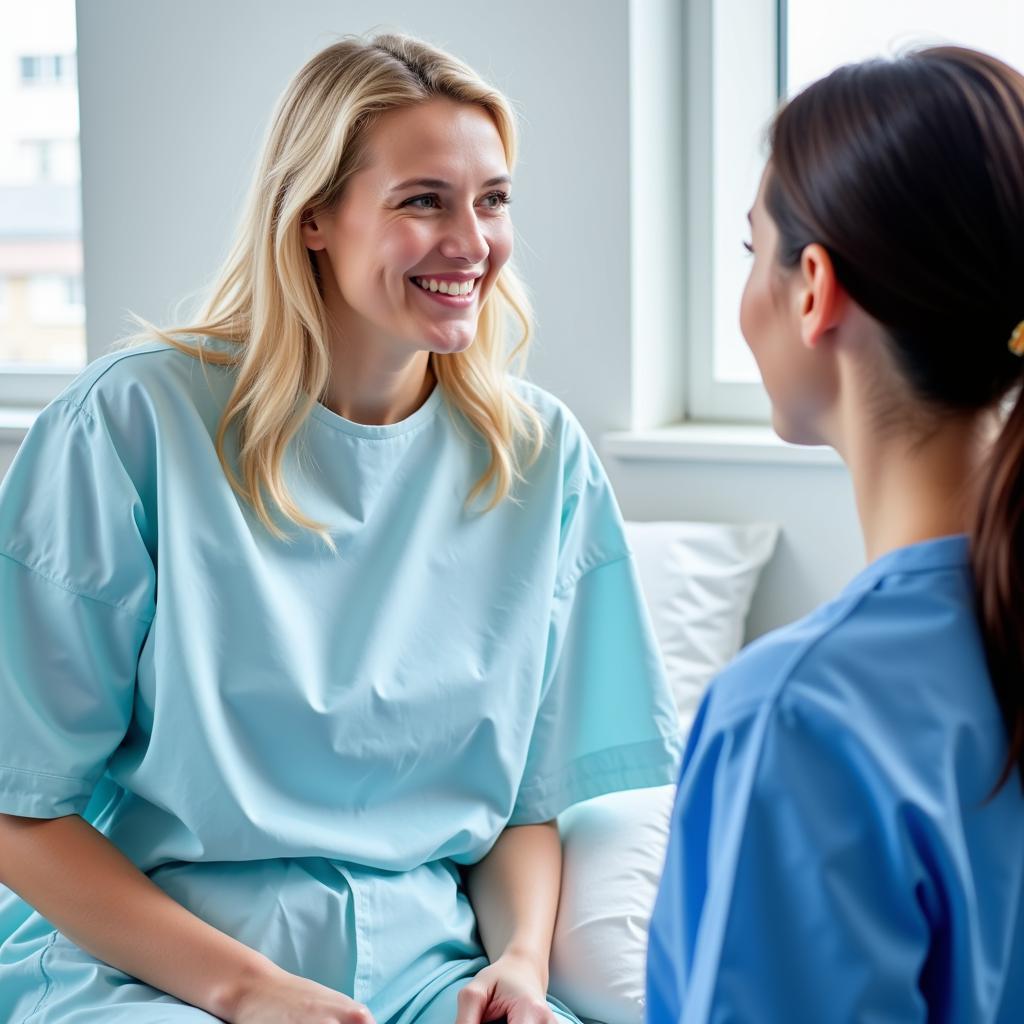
xmin=0 ymin=409 xmax=844 ymax=471
xmin=0 ymin=407 xmax=39 ymax=445
xmin=602 ymin=422 xmax=844 ymax=466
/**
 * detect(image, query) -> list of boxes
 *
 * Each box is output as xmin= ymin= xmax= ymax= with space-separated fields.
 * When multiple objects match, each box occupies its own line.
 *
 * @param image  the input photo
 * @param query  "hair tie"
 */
xmin=1010 ymin=320 xmax=1024 ymax=356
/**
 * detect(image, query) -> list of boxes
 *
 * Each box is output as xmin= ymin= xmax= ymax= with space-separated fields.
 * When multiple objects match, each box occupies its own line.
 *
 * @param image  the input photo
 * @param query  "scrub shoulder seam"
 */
xmin=60 ymin=342 xmax=195 ymax=413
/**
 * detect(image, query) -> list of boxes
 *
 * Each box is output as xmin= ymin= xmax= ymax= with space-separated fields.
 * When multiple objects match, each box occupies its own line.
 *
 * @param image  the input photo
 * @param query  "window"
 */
xmin=0 ymin=0 xmax=84 ymax=406
xmin=28 ymin=274 xmax=84 ymax=325
xmin=689 ymin=0 xmax=1024 ymax=423
xmin=685 ymin=0 xmax=778 ymax=422
xmin=17 ymin=139 xmax=80 ymax=184
xmin=785 ymin=0 xmax=1024 ymax=96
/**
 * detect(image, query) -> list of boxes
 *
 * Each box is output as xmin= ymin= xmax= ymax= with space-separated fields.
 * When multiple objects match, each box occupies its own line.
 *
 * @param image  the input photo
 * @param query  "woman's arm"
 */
xmin=0 ymin=812 xmax=373 ymax=1023
xmin=463 ymin=820 xmax=562 ymax=986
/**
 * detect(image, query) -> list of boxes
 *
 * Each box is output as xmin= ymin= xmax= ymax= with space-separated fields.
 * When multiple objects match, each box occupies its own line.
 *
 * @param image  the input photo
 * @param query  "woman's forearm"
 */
xmin=0 ymin=812 xmax=277 ymax=1021
xmin=464 ymin=820 xmax=562 ymax=984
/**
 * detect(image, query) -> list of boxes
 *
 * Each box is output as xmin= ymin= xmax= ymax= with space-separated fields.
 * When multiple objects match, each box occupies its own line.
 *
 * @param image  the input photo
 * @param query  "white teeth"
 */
xmin=414 ymin=277 xmax=477 ymax=296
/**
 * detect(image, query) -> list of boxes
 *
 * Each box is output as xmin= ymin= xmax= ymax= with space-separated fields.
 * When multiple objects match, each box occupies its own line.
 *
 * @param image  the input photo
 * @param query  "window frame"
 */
xmin=683 ymin=0 xmax=784 ymax=423
xmin=0 ymin=366 xmax=77 ymax=407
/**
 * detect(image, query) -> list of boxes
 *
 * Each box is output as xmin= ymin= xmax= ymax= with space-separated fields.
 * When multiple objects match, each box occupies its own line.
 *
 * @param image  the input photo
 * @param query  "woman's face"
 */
xmin=302 ymin=98 xmax=513 ymax=359
xmin=739 ymin=166 xmax=838 ymax=446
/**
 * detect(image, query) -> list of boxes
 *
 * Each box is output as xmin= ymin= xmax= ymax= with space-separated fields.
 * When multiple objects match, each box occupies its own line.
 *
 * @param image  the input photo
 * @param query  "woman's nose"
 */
xmin=438 ymin=207 xmax=489 ymax=264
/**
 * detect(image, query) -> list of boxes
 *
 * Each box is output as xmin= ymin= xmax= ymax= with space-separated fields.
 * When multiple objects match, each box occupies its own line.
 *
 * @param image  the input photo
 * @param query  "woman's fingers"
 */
xmin=230 ymin=965 xmax=377 ymax=1024
xmin=454 ymin=980 xmax=491 ymax=1024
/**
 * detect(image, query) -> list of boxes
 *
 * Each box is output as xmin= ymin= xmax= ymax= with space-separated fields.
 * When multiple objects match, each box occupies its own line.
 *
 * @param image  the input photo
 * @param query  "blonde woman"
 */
xmin=0 ymin=32 xmax=679 ymax=1024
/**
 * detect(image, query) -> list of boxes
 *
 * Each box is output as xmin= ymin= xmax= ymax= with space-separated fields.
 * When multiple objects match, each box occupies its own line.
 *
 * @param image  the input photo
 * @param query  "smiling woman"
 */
xmin=301 ymin=98 xmax=514 ymax=374
xmin=115 ymin=35 xmax=543 ymax=537
xmin=0 ymin=30 xmax=681 ymax=1024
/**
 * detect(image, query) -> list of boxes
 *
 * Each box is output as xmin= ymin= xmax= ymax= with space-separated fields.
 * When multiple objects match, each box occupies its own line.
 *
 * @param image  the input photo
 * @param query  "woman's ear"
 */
xmin=797 ymin=242 xmax=846 ymax=350
xmin=300 ymin=209 xmax=327 ymax=251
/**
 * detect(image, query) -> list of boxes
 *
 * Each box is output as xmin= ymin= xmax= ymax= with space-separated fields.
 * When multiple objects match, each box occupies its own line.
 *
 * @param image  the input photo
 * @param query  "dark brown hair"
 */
xmin=765 ymin=46 xmax=1024 ymax=790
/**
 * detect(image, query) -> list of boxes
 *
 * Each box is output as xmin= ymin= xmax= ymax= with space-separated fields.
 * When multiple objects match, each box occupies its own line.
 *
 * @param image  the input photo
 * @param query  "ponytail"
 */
xmin=972 ymin=386 xmax=1024 ymax=791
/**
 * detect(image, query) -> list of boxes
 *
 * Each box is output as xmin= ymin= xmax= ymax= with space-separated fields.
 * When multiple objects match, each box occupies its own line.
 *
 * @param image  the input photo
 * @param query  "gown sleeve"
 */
xmin=0 ymin=397 xmax=156 ymax=819
xmin=645 ymin=665 xmax=933 ymax=1024
xmin=508 ymin=431 xmax=682 ymax=826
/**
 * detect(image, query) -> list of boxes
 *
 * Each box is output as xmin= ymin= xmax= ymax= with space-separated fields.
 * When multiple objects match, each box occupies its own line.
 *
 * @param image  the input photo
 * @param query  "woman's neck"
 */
xmin=315 ymin=264 xmax=436 ymax=426
xmin=833 ymin=389 xmax=995 ymax=564
xmin=319 ymin=338 xmax=435 ymax=426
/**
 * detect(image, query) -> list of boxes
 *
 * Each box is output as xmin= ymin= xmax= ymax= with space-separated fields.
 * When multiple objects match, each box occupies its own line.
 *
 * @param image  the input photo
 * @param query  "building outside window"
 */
xmin=0 ymin=0 xmax=85 ymax=397
xmin=19 ymin=53 xmax=76 ymax=87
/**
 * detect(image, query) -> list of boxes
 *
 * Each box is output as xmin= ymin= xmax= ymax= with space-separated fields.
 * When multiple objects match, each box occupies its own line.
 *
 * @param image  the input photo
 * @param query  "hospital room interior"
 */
xmin=1 ymin=1 xmax=1023 ymax=1022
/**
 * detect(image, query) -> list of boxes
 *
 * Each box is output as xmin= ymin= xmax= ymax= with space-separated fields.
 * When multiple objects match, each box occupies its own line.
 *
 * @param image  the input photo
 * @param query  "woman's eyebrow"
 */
xmin=388 ymin=174 xmax=512 ymax=193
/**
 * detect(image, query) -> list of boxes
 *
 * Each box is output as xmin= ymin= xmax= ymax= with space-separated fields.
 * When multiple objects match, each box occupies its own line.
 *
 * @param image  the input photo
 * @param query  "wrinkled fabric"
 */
xmin=646 ymin=535 xmax=1024 ymax=1024
xmin=0 ymin=339 xmax=681 ymax=1022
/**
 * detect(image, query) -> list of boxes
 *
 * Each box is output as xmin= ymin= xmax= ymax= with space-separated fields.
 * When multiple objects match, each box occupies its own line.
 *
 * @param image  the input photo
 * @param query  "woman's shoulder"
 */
xmin=506 ymin=376 xmax=605 ymax=486
xmin=55 ymin=336 xmax=235 ymax=426
xmin=701 ymin=541 xmax=997 ymax=763
xmin=31 ymin=337 xmax=235 ymax=454
xmin=508 ymin=376 xmax=585 ymax=439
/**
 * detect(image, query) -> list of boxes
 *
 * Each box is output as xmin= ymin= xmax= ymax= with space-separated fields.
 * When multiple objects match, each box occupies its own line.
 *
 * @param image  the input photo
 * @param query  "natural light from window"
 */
xmin=0 ymin=0 xmax=84 ymax=370
xmin=714 ymin=0 xmax=1024 ymax=386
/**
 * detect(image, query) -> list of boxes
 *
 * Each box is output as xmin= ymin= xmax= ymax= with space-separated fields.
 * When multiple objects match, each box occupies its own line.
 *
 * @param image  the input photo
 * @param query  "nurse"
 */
xmin=646 ymin=44 xmax=1024 ymax=1023
xmin=0 ymin=32 xmax=680 ymax=1024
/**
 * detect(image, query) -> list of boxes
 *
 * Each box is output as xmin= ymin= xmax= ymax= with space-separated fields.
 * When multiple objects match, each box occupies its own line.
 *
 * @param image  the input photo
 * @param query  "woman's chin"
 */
xmin=771 ymin=410 xmax=824 ymax=447
xmin=425 ymin=328 xmax=476 ymax=356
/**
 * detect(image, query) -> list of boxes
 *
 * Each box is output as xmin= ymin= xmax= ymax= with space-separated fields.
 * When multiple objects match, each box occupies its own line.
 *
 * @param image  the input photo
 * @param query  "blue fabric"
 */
xmin=0 ymin=339 xmax=681 ymax=1022
xmin=646 ymin=534 xmax=1024 ymax=1024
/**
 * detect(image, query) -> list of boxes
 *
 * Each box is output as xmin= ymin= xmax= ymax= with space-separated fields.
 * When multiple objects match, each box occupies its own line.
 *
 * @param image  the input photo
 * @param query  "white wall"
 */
xmin=606 ymin=456 xmax=861 ymax=640
xmin=0 ymin=0 xmax=864 ymax=637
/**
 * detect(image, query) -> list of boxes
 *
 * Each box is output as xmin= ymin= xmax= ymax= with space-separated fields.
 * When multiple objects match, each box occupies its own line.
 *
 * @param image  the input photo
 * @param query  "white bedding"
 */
xmin=548 ymin=520 xmax=778 ymax=1024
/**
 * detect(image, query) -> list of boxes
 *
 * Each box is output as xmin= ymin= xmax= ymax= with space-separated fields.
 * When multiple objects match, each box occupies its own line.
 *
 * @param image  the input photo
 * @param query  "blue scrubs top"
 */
xmin=646 ymin=535 xmax=1024 ymax=1024
xmin=0 ymin=339 xmax=681 ymax=1023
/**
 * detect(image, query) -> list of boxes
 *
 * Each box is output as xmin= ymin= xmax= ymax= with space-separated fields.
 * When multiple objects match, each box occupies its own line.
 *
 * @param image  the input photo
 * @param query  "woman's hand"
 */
xmin=454 ymin=951 xmax=557 ymax=1024
xmin=227 ymin=959 xmax=376 ymax=1024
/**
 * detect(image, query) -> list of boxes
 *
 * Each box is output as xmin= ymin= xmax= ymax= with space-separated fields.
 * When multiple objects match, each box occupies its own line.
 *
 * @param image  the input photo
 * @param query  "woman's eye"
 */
xmin=402 ymin=192 xmax=511 ymax=211
xmin=482 ymin=190 xmax=512 ymax=210
xmin=742 ymin=240 xmax=754 ymax=255
xmin=405 ymin=194 xmax=441 ymax=209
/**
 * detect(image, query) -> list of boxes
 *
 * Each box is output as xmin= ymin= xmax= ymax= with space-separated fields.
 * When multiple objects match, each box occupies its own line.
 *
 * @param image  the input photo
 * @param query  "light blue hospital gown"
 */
xmin=646 ymin=535 xmax=1024 ymax=1023
xmin=0 ymin=339 xmax=682 ymax=1024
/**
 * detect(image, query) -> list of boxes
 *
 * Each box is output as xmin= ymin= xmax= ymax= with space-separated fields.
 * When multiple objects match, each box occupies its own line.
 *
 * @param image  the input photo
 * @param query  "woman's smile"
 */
xmin=409 ymin=272 xmax=482 ymax=308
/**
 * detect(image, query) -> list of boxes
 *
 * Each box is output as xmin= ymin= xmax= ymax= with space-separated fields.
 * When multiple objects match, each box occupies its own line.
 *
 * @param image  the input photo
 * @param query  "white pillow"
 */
xmin=550 ymin=520 xmax=779 ymax=1024
xmin=551 ymin=785 xmax=676 ymax=1024
xmin=625 ymin=520 xmax=779 ymax=732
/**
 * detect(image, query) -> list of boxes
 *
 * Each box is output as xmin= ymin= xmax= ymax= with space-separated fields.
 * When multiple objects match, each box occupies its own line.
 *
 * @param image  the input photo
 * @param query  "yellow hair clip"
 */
xmin=1011 ymin=320 xmax=1024 ymax=357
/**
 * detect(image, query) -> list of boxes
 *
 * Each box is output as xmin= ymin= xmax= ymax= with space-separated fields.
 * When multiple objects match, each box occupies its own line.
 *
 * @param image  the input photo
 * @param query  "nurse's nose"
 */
xmin=438 ymin=205 xmax=489 ymax=265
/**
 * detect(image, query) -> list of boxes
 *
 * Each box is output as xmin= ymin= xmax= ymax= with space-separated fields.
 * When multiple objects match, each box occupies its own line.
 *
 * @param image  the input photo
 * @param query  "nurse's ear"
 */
xmin=795 ymin=242 xmax=848 ymax=351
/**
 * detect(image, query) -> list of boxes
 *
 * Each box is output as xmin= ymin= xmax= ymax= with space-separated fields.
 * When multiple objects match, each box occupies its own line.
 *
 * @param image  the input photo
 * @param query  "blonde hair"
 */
xmin=118 ymin=32 xmax=544 ymax=550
